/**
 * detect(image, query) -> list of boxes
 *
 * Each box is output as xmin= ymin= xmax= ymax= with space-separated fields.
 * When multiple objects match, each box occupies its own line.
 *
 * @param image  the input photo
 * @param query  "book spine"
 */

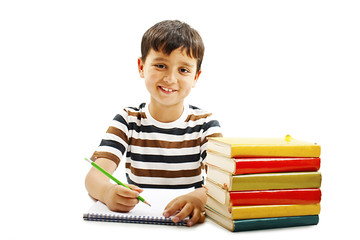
xmin=230 ymin=145 xmax=321 ymax=158
xmin=230 ymin=172 xmax=322 ymax=191
xmin=234 ymin=157 xmax=321 ymax=174
xmin=232 ymin=203 xmax=321 ymax=219
xmin=230 ymin=189 xmax=322 ymax=206
xmin=233 ymin=215 xmax=319 ymax=232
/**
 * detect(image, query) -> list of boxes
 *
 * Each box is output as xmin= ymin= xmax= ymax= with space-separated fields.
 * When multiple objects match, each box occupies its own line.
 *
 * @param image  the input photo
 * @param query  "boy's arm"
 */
xmin=162 ymin=187 xmax=207 ymax=227
xmin=85 ymin=158 xmax=143 ymax=212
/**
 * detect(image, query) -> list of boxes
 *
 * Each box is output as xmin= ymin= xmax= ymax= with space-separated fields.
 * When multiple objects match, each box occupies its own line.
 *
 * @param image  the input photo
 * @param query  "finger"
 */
xmin=127 ymin=184 xmax=144 ymax=193
xmin=163 ymin=197 xmax=177 ymax=211
xmin=172 ymin=203 xmax=193 ymax=223
xmin=114 ymin=186 xmax=142 ymax=208
xmin=108 ymin=201 xmax=137 ymax=212
xmin=115 ymin=185 xmax=140 ymax=199
xmin=187 ymin=208 xmax=205 ymax=227
xmin=199 ymin=211 xmax=206 ymax=223
xmin=163 ymin=199 xmax=185 ymax=218
xmin=115 ymin=195 xmax=140 ymax=207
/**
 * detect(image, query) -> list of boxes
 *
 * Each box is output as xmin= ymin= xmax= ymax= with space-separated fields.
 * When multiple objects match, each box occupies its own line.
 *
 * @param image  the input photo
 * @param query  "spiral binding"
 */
xmin=83 ymin=213 xmax=187 ymax=226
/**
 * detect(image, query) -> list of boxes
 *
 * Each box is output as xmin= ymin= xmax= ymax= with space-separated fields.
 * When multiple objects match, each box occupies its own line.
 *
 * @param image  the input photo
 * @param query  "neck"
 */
xmin=148 ymin=100 xmax=184 ymax=123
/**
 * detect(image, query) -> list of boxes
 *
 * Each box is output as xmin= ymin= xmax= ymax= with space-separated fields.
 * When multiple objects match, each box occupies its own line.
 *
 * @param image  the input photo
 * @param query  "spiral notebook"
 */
xmin=83 ymin=188 xmax=192 ymax=226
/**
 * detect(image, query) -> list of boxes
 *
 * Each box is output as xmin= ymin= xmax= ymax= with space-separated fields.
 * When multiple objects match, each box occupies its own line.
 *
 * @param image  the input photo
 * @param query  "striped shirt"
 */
xmin=91 ymin=103 xmax=222 ymax=189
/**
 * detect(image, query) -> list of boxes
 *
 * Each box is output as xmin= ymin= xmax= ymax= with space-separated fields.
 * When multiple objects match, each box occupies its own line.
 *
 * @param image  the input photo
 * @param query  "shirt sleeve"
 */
xmin=200 ymin=114 xmax=223 ymax=162
xmin=91 ymin=110 xmax=130 ymax=167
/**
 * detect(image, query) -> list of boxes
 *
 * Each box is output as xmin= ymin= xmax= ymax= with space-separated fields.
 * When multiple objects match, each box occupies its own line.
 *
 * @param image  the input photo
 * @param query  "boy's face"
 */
xmin=138 ymin=48 xmax=201 ymax=109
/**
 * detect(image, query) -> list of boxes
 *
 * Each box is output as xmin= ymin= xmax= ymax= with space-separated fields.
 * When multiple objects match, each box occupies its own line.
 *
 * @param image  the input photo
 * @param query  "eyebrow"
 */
xmin=153 ymin=57 xmax=168 ymax=62
xmin=180 ymin=62 xmax=196 ymax=68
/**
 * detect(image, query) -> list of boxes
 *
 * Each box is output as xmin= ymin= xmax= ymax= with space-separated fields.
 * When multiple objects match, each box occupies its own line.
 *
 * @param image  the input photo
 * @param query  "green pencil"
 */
xmin=84 ymin=158 xmax=151 ymax=206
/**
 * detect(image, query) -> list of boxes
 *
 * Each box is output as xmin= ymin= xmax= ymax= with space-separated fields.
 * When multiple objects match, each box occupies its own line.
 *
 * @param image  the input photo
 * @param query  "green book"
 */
xmin=205 ymin=207 xmax=319 ymax=232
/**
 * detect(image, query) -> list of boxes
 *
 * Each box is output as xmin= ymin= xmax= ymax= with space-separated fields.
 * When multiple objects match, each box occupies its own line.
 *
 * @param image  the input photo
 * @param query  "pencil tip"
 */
xmin=144 ymin=201 xmax=151 ymax=207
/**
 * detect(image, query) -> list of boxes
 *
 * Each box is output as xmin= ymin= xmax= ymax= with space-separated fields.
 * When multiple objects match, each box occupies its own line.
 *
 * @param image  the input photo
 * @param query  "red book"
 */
xmin=206 ymin=151 xmax=320 ymax=174
xmin=206 ymin=180 xmax=322 ymax=206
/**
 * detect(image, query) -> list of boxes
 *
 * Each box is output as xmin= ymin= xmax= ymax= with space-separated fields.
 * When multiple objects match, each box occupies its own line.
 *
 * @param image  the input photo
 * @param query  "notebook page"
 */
xmin=85 ymin=188 xmax=192 ymax=218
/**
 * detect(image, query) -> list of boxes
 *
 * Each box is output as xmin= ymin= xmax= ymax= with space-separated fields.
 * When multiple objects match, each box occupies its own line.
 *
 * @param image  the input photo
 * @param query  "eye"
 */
xmin=179 ymin=68 xmax=190 ymax=73
xmin=155 ymin=64 xmax=166 ymax=69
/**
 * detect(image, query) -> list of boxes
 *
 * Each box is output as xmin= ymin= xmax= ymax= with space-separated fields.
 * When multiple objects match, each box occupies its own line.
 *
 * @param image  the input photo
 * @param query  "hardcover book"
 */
xmin=205 ymin=207 xmax=319 ymax=232
xmin=206 ymin=180 xmax=322 ymax=206
xmin=206 ymin=151 xmax=320 ymax=174
xmin=207 ymin=135 xmax=321 ymax=158
xmin=206 ymin=165 xmax=322 ymax=191
xmin=206 ymin=196 xmax=321 ymax=220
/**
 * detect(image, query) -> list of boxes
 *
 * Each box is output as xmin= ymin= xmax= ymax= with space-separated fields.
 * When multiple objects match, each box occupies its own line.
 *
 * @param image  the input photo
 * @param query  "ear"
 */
xmin=138 ymin=57 xmax=145 ymax=78
xmin=192 ymin=70 xmax=201 ymax=88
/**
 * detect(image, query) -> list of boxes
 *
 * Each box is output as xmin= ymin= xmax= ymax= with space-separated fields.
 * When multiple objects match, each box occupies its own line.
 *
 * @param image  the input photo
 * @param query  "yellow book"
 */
xmin=206 ymin=196 xmax=321 ymax=220
xmin=206 ymin=165 xmax=322 ymax=191
xmin=207 ymin=135 xmax=321 ymax=158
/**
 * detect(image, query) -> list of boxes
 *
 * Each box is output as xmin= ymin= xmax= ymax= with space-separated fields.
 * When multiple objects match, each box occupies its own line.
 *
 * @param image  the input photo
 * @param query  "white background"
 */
xmin=1 ymin=0 xmax=359 ymax=239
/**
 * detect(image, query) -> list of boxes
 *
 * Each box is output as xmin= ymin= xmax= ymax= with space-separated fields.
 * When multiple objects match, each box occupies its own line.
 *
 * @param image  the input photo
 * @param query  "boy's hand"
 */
xmin=103 ymin=184 xmax=143 ymax=212
xmin=162 ymin=189 xmax=206 ymax=227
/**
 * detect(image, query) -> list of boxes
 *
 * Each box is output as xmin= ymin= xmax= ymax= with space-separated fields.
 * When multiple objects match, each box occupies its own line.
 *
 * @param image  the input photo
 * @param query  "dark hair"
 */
xmin=141 ymin=20 xmax=204 ymax=73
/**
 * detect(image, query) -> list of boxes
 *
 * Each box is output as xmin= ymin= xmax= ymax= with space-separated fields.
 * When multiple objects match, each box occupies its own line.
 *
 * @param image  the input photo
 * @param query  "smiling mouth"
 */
xmin=159 ymin=86 xmax=177 ymax=93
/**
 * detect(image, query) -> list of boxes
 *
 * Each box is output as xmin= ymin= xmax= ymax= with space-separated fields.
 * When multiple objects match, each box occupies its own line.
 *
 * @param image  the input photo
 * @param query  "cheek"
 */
xmin=144 ymin=72 xmax=160 ymax=91
xmin=144 ymin=79 xmax=156 ymax=94
xmin=144 ymin=71 xmax=157 ymax=83
xmin=179 ymin=79 xmax=195 ymax=93
xmin=146 ymin=71 xmax=162 ymax=83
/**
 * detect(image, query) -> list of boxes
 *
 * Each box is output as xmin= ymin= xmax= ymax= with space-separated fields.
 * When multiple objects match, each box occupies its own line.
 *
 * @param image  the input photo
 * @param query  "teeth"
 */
xmin=161 ymin=87 xmax=174 ymax=92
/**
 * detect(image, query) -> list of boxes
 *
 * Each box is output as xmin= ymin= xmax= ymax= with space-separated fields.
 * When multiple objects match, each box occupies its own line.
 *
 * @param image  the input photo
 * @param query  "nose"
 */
xmin=163 ymin=70 xmax=177 ymax=84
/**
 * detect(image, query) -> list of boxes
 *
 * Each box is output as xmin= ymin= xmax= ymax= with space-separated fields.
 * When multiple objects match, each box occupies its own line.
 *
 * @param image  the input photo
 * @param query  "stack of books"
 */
xmin=204 ymin=135 xmax=322 ymax=232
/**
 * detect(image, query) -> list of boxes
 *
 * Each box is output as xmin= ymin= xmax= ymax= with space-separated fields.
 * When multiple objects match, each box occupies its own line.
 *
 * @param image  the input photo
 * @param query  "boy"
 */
xmin=85 ymin=20 xmax=222 ymax=227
